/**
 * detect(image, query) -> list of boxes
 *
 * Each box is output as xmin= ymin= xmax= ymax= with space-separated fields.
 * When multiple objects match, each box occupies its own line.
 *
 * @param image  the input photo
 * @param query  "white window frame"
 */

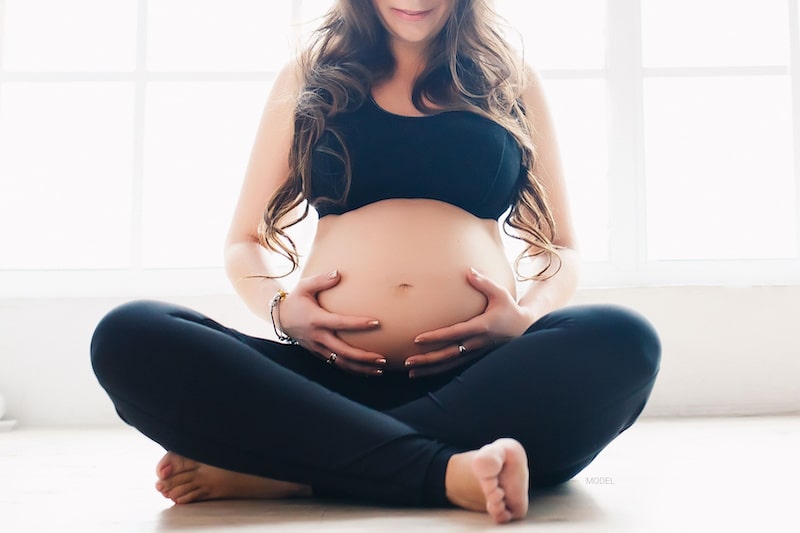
xmin=577 ymin=0 xmax=800 ymax=287
xmin=0 ymin=0 xmax=798 ymax=298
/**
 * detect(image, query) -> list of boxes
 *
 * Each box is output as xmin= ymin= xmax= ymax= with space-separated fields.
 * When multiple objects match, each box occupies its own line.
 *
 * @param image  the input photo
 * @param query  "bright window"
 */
xmin=638 ymin=0 xmax=797 ymax=276
xmin=1 ymin=0 xmax=798 ymax=296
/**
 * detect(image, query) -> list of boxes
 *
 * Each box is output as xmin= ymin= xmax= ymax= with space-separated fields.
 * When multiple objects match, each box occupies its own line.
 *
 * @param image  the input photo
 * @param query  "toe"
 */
xmin=486 ymin=487 xmax=505 ymax=505
xmin=157 ymin=452 xmax=198 ymax=480
xmin=473 ymin=438 xmax=530 ymax=523
xmin=170 ymin=455 xmax=198 ymax=476
xmin=165 ymin=481 xmax=200 ymax=502
xmin=173 ymin=487 xmax=207 ymax=505
xmin=477 ymin=475 xmax=500 ymax=502
xmin=159 ymin=471 xmax=200 ymax=493
xmin=486 ymin=496 xmax=507 ymax=516
xmin=494 ymin=509 xmax=513 ymax=525
xmin=156 ymin=453 xmax=175 ymax=479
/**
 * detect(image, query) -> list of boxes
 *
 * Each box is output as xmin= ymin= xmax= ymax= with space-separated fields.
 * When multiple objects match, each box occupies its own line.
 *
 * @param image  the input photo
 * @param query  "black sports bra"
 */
xmin=308 ymin=95 xmax=525 ymax=220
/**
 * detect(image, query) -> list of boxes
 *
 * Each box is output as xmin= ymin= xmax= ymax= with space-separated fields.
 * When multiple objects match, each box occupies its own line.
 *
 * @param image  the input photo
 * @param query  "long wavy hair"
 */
xmin=258 ymin=0 xmax=561 ymax=280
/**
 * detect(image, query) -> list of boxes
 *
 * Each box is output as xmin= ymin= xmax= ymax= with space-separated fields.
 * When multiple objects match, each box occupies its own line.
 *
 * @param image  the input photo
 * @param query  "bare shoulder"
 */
xmin=267 ymin=58 xmax=303 ymax=113
xmin=516 ymin=62 xmax=563 ymax=153
xmin=249 ymin=57 xmax=303 ymax=174
xmin=247 ymin=58 xmax=303 ymax=144
xmin=518 ymin=63 xmax=551 ymax=124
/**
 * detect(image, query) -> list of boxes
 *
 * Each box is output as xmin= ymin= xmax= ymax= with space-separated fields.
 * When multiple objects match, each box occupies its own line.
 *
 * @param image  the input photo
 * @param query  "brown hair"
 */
xmin=259 ymin=0 xmax=561 ymax=280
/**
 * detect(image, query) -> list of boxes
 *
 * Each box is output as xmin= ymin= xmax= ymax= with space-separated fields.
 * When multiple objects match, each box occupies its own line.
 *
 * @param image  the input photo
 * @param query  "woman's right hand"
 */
xmin=278 ymin=270 xmax=387 ymax=376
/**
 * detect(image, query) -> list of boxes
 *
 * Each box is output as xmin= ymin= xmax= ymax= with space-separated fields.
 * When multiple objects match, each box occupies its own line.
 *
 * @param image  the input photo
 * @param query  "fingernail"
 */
xmin=404 ymin=360 xmax=414 ymax=368
xmin=408 ymin=370 xmax=417 ymax=379
xmin=375 ymin=369 xmax=384 ymax=376
xmin=470 ymin=267 xmax=480 ymax=277
xmin=368 ymin=320 xmax=380 ymax=327
xmin=376 ymin=358 xmax=387 ymax=365
xmin=327 ymin=269 xmax=338 ymax=279
xmin=414 ymin=337 xmax=424 ymax=344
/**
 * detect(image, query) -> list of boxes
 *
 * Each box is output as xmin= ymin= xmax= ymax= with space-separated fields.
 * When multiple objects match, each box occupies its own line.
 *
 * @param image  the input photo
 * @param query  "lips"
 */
xmin=391 ymin=8 xmax=434 ymax=21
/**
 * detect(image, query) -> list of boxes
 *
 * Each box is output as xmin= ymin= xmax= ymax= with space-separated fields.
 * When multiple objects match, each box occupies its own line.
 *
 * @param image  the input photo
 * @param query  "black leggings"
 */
xmin=90 ymin=300 xmax=660 ymax=507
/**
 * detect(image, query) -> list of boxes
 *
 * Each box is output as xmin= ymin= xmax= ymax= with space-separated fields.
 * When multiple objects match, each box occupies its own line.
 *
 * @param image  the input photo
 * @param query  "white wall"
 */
xmin=1 ymin=286 xmax=799 ymax=426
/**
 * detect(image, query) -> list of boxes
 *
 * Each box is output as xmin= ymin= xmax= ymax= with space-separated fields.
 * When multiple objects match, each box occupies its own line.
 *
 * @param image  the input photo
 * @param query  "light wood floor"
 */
xmin=1 ymin=416 xmax=798 ymax=532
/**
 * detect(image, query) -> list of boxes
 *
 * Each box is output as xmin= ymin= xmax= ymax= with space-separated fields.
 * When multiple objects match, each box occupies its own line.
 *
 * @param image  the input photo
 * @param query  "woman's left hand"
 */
xmin=404 ymin=267 xmax=536 ymax=378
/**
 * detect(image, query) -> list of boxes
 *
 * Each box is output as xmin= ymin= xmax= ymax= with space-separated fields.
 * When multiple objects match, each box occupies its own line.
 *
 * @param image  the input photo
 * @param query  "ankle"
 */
xmin=444 ymin=451 xmax=484 ymax=511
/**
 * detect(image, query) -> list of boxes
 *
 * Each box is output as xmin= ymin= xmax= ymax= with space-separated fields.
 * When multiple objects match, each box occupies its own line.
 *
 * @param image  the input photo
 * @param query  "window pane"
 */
xmin=300 ymin=0 xmax=335 ymax=23
xmin=1 ymin=0 xmax=138 ymax=71
xmin=642 ymin=0 xmax=789 ymax=68
xmin=147 ymin=0 xmax=292 ymax=72
xmin=495 ymin=0 xmax=605 ymax=70
xmin=142 ymin=81 xmax=271 ymax=268
xmin=544 ymin=79 xmax=609 ymax=261
xmin=296 ymin=0 xmax=336 ymax=39
xmin=0 ymin=82 xmax=134 ymax=269
xmin=644 ymin=76 xmax=796 ymax=260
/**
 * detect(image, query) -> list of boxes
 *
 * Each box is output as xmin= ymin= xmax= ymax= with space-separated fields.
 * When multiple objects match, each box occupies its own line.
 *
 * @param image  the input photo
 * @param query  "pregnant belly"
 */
xmin=301 ymin=199 xmax=516 ymax=370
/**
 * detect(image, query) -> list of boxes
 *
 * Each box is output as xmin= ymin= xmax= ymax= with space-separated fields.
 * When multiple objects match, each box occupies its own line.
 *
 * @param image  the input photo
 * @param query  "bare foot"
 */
xmin=155 ymin=451 xmax=312 ymax=504
xmin=445 ymin=438 xmax=529 ymax=524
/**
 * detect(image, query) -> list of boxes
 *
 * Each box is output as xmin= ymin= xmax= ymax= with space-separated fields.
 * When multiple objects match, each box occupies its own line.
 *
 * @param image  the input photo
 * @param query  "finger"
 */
xmin=406 ymin=337 xmax=483 ymax=368
xmin=312 ymin=311 xmax=381 ymax=332
xmin=296 ymin=269 xmax=341 ymax=295
xmin=467 ymin=267 xmax=511 ymax=300
xmin=311 ymin=342 xmax=384 ymax=377
xmin=414 ymin=316 xmax=488 ymax=345
xmin=331 ymin=356 xmax=385 ymax=377
xmin=408 ymin=348 xmax=488 ymax=378
xmin=405 ymin=336 xmax=497 ymax=368
xmin=317 ymin=332 xmax=388 ymax=367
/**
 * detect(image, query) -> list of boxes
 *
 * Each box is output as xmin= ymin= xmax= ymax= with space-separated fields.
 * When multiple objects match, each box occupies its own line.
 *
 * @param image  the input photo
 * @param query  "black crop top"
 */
xmin=308 ymin=95 xmax=525 ymax=220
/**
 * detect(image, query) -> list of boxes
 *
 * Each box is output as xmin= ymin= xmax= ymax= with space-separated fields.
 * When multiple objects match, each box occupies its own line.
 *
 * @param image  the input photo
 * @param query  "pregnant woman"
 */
xmin=91 ymin=0 xmax=660 ymax=525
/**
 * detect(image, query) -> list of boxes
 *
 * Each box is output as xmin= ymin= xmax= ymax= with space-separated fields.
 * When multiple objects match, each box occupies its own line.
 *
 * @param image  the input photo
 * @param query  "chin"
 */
xmin=376 ymin=3 xmax=453 ymax=44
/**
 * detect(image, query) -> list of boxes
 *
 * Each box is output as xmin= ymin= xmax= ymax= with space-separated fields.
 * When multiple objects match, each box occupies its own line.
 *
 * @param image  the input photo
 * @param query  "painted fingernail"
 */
xmin=368 ymin=320 xmax=380 ymax=327
xmin=327 ymin=269 xmax=338 ymax=279
xmin=376 ymin=358 xmax=387 ymax=365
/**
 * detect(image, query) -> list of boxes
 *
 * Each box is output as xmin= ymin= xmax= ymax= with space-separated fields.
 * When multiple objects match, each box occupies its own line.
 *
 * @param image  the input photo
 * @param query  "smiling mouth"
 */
xmin=391 ymin=8 xmax=434 ymax=20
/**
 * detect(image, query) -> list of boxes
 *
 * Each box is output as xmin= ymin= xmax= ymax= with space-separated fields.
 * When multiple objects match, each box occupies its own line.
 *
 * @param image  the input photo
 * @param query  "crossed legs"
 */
xmin=90 ymin=301 xmax=659 ymax=524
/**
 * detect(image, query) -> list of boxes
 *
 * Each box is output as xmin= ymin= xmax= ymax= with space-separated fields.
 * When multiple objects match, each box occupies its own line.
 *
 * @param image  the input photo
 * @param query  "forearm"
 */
xmin=516 ymin=248 xmax=580 ymax=323
xmin=224 ymin=240 xmax=288 ymax=322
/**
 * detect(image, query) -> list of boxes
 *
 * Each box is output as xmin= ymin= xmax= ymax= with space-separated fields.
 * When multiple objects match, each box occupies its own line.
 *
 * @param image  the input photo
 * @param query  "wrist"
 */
xmin=518 ymin=306 xmax=537 ymax=333
xmin=269 ymin=289 xmax=299 ymax=345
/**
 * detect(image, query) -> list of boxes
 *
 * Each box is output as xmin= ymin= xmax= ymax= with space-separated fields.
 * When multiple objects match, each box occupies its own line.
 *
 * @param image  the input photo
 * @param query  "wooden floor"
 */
xmin=1 ymin=416 xmax=798 ymax=532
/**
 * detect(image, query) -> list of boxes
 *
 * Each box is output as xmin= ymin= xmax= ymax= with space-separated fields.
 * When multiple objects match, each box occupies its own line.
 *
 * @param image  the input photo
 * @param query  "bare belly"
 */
xmin=301 ymin=199 xmax=516 ymax=370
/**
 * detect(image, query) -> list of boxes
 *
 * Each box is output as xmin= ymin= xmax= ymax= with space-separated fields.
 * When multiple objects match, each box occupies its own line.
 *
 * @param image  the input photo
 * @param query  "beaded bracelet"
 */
xmin=269 ymin=289 xmax=299 ymax=344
